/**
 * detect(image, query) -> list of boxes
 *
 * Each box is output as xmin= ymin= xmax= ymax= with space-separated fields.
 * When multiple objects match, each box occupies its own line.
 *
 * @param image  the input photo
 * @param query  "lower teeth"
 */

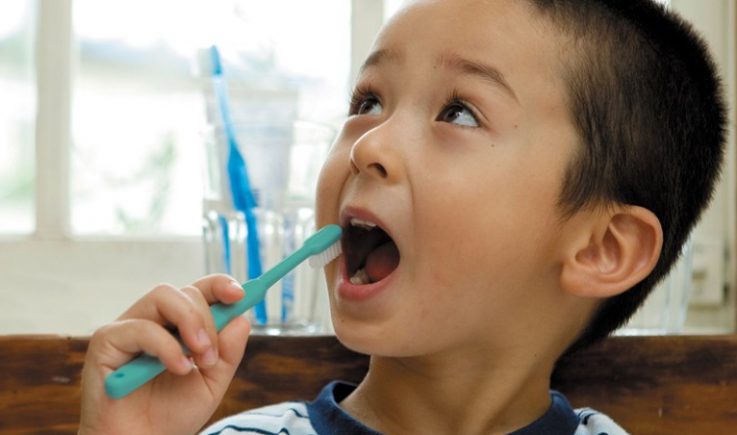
xmin=350 ymin=268 xmax=370 ymax=285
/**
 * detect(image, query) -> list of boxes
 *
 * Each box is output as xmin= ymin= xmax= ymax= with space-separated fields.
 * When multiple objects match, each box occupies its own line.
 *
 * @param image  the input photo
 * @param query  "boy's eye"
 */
xmin=358 ymin=97 xmax=383 ymax=116
xmin=349 ymin=89 xmax=383 ymax=116
xmin=437 ymin=102 xmax=479 ymax=127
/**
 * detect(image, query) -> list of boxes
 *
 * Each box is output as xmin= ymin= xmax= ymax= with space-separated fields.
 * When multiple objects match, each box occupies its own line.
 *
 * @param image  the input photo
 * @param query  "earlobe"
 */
xmin=560 ymin=206 xmax=663 ymax=299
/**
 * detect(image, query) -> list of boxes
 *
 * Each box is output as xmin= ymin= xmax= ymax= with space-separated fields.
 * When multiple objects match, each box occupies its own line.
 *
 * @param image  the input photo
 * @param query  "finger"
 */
xmin=92 ymin=319 xmax=193 ymax=376
xmin=180 ymin=285 xmax=219 ymax=368
xmin=117 ymin=283 xmax=180 ymax=323
xmin=119 ymin=284 xmax=212 ymax=355
xmin=191 ymin=274 xmax=245 ymax=305
xmin=217 ymin=315 xmax=251 ymax=366
xmin=198 ymin=315 xmax=250 ymax=396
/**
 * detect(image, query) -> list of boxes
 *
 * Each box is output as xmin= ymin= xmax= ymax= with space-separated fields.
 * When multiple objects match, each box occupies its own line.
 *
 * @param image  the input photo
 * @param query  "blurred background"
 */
xmin=0 ymin=0 xmax=734 ymax=336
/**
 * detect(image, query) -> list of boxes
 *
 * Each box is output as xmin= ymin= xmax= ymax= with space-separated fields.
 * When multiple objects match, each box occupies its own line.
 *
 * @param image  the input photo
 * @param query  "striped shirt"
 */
xmin=202 ymin=381 xmax=628 ymax=435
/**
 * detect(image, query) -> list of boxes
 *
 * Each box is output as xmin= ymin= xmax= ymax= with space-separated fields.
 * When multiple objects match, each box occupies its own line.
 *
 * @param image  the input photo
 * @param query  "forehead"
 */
xmin=385 ymin=0 xmax=537 ymax=37
xmin=378 ymin=0 xmax=547 ymax=53
xmin=369 ymin=0 xmax=568 ymax=112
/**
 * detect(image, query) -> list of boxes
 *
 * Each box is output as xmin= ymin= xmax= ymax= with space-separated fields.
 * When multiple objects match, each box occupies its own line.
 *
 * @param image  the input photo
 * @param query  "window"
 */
xmin=0 ymin=0 xmax=381 ymax=334
xmin=0 ymin=0 xmax=34 ymax=234
xmin=72 ymin=0 xmax=351 ymax=235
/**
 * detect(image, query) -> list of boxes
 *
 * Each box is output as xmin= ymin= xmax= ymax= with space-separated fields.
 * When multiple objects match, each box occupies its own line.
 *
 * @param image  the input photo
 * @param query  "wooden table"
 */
xmin=1 ymin=335 xmax=736 ymax=434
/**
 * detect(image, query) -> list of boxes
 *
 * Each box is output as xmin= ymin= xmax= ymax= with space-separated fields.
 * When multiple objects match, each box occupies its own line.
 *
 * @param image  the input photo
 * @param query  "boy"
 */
xmin=79 ymin=0 xmax=726 ymax=433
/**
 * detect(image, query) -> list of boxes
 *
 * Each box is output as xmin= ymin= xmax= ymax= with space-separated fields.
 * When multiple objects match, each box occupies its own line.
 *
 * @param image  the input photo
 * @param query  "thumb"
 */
xmin=199 ymin=315 xmax=250 ymax=396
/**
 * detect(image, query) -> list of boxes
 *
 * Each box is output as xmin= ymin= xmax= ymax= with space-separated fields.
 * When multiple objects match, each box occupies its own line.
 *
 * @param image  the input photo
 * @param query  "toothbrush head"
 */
xmin=307 ymin=224 xmax=343 ymax=268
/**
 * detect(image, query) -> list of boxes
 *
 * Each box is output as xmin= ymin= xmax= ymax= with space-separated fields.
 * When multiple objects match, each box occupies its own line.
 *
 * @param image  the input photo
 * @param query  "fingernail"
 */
xmin=202 ymin=348 xmax=218 ymax=366
xmin=197 ymin=329 xmax=211 ymax=348
xmin=229 ymin=280 xmax=243 ymax=291
xmin=180 ymin=356 xmax=193 ymax=372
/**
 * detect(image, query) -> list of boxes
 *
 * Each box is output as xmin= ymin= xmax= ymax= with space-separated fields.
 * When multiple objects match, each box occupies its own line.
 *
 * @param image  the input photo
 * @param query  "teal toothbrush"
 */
xmin=104 ymin=224 xmax=342 ymax=400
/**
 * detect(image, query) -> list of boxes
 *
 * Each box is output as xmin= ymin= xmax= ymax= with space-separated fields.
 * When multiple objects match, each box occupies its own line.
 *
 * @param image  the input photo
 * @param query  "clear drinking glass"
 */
xmin=203 ymin=206 xmax=325 ymax=334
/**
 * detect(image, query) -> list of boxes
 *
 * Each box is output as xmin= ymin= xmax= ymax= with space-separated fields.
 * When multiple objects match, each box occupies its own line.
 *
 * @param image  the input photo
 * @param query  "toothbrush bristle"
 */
xmin=308 ymin=241 xmax=342 ymax=268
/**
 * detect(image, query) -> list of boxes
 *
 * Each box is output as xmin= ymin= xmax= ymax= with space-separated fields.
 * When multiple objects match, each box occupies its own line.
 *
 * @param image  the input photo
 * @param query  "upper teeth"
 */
xmin=350 ymin=218 xmax=377 ymax=230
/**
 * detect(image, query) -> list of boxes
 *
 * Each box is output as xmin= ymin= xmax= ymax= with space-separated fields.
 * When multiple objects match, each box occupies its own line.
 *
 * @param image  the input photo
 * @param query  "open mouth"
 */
xmin=342 ymin=218 xmax=400 ymax=285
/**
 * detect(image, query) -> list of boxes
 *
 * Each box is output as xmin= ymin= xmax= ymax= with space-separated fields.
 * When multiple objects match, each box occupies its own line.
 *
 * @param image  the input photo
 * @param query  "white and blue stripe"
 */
xmin=202 ymin=382 xmax=629 ymax=435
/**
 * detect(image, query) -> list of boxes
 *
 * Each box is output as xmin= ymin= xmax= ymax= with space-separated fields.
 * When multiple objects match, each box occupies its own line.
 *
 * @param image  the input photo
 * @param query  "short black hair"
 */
xmin=526 ymin=0 xmax=727 ymax=349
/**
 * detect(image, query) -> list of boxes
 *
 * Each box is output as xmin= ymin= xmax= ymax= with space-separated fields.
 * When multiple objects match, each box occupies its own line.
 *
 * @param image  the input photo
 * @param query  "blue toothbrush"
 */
xmin=209 ymin=45 xmax=268 ymax=325
xmin=104 ymin=224 xmax=342 ymax=400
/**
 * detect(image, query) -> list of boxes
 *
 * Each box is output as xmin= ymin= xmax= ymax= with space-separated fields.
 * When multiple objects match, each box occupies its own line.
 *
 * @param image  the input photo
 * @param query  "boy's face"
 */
xmin=317 ymin=0 xmax=581 ymax=356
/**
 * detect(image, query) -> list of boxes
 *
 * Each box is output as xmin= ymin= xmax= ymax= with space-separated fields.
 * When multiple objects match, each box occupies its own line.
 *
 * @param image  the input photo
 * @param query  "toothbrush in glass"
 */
xmin=209 ymin=45 xmax=268 ymax=325
xmin=104 ymin=224 xmax=342 ymax=399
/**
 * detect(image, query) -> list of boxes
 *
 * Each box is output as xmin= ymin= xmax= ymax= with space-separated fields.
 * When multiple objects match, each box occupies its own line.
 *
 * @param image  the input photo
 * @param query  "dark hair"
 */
xmin=526 ymin=0 xmax=727 ymax=350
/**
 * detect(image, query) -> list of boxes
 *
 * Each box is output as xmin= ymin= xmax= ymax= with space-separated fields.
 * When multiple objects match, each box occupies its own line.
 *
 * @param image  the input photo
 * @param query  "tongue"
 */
xmin=365 ymin=240 xmax=400 ymax=283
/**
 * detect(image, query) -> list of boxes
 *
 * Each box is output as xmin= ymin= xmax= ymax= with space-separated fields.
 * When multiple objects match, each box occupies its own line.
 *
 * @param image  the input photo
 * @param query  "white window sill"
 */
xmin=0 ymin=237 xmax=203 ymax=335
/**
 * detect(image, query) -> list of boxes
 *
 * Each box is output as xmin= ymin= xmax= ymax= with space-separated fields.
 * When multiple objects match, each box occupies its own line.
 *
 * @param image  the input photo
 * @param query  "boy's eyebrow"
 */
xmin=439 ymin=54 xmax=519 ymax=102
xmin=360 ymin=49 xmax=518 ymax=102
xmin=360 ymin=48 xmax=402 ymax=73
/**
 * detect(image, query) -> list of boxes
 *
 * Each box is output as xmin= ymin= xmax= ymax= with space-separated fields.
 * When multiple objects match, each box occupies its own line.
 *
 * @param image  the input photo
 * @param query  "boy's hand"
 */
xmin=79 ymin=275 xmax=251 ymax=435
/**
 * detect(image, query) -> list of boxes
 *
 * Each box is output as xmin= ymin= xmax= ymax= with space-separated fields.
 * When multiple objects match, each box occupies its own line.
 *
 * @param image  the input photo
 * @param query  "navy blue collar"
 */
xmin=307 ymin=381 xmax=579 ymax=435
xmin=307 ymin=381 xmax=381 ymax=435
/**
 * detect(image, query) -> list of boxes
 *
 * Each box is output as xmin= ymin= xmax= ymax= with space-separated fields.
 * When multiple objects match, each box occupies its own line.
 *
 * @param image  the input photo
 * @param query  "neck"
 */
xmin=340 ymin=344 xmax=556 ymax=435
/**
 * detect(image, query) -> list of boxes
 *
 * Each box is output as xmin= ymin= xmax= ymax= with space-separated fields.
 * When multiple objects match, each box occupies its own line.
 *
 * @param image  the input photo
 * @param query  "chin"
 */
xmin=330 ymin=311 xmax=423 ymax=359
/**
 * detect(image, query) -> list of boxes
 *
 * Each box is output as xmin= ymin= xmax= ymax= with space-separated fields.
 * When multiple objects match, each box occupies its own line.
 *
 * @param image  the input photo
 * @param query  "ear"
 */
xmin=560 ymin=206 xmax=663 ymax=299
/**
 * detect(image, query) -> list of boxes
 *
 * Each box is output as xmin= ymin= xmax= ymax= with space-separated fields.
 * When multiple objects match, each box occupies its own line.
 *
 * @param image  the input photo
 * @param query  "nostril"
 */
xmin=368 ymin=162 xmax=388 ymax=178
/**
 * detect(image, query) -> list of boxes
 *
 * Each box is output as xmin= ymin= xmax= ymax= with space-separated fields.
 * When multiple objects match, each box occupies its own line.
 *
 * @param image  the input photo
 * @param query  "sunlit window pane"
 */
xmin=0 ymin=1 xmax=35 ymax=234
xmin=71 ymin=0 xmax=349 ymax=235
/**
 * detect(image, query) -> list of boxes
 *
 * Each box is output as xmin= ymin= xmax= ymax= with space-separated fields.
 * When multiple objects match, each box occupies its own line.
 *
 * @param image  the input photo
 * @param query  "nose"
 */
xmin=349 ymin=122 xmax=404 ymax=183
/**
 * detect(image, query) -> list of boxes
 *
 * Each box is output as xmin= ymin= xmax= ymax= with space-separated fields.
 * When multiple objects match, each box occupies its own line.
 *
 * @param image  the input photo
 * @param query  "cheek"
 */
xmin=414 ymin=172 xmax=559 ymax=289
xmin=315 ymin=149 xmax=349 ymax=227
xmin=315 ymin=155 xmax=344 ymax=307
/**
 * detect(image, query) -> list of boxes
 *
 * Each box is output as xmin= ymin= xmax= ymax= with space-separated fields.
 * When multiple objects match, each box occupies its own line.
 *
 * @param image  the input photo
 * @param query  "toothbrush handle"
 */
xmin=104 ymin=354 xmax=167 ymax=399
xmin=104 ymin=281 xmax=265 ymax=399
